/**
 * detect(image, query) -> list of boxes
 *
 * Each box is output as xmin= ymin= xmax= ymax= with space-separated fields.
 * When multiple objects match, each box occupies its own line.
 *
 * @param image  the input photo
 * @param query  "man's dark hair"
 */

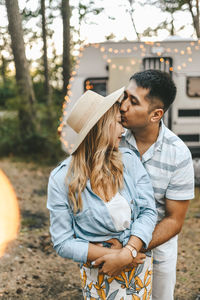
xmin=130 ymin=69 xmax=177 ymax=112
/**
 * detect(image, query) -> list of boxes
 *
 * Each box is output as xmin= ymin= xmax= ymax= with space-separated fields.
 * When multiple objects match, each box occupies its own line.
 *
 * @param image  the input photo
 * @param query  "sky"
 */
xmin=0 ymin=0 xmax=195 ymax=59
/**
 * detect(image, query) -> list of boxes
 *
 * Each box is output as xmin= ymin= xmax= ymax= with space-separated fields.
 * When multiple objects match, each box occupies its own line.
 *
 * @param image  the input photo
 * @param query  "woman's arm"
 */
xmin=124 ymin=150 xmax=158 ymax=249
xmin=47 ymin=172 xmax=121 ymax=263
xmin=87 ymin=243 xmax=121 ymax=262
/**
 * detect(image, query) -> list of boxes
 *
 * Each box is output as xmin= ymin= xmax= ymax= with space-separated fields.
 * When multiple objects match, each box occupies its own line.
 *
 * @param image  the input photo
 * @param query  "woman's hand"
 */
xmin=93 ymin=248 xmax=146 ymax=277
xmin=92 ymin=238 xmax=122 ymax=249
xmin=105 ymin=238 xmax=123 ymax=249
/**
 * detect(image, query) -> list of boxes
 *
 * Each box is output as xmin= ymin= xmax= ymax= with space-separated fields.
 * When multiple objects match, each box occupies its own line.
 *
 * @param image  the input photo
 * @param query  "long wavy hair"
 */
xmin=67 ymin=102 xmax=124 ymax=213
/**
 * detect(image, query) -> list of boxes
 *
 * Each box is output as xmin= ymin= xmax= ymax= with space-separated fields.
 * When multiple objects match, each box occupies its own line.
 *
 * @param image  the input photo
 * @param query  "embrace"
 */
xmin=47 ymin=70 xmax=194 ymax=300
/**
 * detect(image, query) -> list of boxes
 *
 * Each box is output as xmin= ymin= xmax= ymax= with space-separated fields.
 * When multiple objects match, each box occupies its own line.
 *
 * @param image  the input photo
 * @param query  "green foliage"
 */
xmin=0 ymin=96 xmax=66 ymax=164
xmin=0 ymin=79 xmax=17 ymax=108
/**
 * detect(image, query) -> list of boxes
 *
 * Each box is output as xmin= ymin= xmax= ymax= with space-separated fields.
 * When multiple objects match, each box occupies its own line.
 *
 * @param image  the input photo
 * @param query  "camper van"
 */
xmin=60 ymin=38 xmax=200 ymax=182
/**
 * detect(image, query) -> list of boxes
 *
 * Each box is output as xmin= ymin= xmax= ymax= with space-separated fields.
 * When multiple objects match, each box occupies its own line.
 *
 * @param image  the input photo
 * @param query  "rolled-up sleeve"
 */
xmin=47 ymin=172 xmax=89 ymax=263
xmin=122 ymin=149 xmax=157 ymax=248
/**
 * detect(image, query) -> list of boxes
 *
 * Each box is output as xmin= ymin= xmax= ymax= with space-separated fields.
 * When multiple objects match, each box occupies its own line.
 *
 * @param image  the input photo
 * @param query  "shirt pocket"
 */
xmin=74 ymin=208 xmax=94 ymax=231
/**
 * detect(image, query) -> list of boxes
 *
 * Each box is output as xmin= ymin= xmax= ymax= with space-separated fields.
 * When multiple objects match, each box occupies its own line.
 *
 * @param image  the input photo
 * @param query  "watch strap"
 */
xmin=125 ymin=244 xmax=138 ymax=258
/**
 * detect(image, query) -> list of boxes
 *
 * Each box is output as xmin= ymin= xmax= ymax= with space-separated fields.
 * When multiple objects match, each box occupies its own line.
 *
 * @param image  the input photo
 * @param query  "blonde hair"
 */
xmin=67 ymin=102 xmax=124 ymax=213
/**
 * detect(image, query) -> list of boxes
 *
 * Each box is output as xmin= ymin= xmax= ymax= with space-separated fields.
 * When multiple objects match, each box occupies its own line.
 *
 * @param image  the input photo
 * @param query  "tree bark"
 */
xmin=41 ymin=0 xmax=51 ymax=104
xmin=0 ymin=54 xmax=7 ymax=85
xmin=61 ymin=0 xmax=71 ymax=95
xmin=5 ymin=0 xmax=36 ymax=133
xmin=188 ymin=0 xmax=200 ymax=38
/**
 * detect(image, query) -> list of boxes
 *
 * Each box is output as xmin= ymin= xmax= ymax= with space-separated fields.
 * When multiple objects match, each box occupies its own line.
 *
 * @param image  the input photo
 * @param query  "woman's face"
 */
xmin=109 ymin=110 xmax=125 ymax=149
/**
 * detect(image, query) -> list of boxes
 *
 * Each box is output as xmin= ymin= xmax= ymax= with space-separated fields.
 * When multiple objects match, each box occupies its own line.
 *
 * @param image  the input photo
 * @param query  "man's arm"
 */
xmin=94 ymin=198 xmax=190 ymax=276
xmin=130 ymin=198 xmax=190 ymax=251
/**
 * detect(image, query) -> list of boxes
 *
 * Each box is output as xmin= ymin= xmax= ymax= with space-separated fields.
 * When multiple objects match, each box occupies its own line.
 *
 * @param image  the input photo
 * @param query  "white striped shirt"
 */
xmin=121 ymin=120 xmax=194 ymax=223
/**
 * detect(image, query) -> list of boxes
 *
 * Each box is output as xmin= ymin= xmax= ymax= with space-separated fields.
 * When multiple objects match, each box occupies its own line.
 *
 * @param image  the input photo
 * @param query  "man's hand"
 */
xmin=105 ymin=238 xmax=123 ymax=249
xmin=124 ymin=252 xmax=146 ymax=269
xmin=93 ymin=248 xmax=146 ymax=277
xmin=91 ymin=238 xmax=122 ymax=249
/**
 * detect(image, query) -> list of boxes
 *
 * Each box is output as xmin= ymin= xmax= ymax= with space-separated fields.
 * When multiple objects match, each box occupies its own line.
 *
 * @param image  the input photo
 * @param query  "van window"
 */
xmin=187 ymin=77 xmax=200 ymax=97
xmin=143 ymin=57 xmax=173 ymax=75
xmin=84 ymin=77 xmax=108 ymax=96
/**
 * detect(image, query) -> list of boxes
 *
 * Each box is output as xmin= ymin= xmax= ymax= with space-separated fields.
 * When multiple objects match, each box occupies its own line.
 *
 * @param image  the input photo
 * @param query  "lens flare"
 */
xmin=0 ymin=169 xmax=20 ymax=257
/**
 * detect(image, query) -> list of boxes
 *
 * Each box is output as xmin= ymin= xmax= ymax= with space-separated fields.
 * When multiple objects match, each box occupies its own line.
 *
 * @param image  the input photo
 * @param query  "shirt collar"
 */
xmin=124 ymin=119 xmax=166 ymax=162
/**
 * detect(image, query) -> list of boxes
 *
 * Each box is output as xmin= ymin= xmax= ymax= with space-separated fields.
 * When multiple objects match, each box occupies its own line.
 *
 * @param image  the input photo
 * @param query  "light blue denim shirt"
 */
xmin=47 ymin=147 xmax=157 ymax=263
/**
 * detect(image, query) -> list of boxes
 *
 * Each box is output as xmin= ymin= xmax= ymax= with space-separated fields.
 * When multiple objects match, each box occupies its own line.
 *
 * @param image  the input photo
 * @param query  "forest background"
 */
xmin=0 ymin=0 xmax=200 ymax=163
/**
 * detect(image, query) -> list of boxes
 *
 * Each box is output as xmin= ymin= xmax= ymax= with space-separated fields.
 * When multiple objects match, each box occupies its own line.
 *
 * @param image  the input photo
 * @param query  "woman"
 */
xmin=47 ymin=87 xmax=157 ymax=299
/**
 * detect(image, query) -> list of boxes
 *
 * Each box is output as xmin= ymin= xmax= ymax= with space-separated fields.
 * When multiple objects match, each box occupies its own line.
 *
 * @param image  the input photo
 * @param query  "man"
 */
xmin=95 ymin=70 xmax=194 ymax=300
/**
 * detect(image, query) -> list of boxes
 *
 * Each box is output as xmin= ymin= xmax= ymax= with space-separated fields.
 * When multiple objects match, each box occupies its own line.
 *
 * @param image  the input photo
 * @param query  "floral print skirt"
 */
xmin=80 ymin=255 xmax=153 ymax=300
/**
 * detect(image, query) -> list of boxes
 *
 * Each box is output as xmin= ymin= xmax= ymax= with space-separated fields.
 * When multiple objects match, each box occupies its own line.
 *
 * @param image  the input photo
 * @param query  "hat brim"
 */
xmin=69 ymin=87 xmax=125 ymax=154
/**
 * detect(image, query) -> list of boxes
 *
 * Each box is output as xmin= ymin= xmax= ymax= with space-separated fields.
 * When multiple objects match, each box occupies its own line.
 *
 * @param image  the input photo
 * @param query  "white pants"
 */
xmin=152 ymin=236 xmax=178 ymax=300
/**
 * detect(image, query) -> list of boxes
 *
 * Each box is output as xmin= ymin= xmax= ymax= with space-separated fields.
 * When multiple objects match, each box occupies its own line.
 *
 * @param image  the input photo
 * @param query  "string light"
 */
xmin=67 ymin=90 xmax=72 ymax=96
xmin=64 ymin=95 xmax=70 ymax=102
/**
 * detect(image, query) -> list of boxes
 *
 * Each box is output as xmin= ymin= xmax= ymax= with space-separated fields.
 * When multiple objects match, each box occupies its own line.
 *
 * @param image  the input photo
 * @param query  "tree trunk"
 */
xmin=170 ymin=14 xmax=175 ymax=36
xmin=195 ymin=0 xmax=200 ymax=37
xmin=41 ymin=0 xmax=51 ymax=104
xmin=188 ymin=0 xmax=200 ymax=38
xmin=0 ymin=54 xmax=7 ymax=85
xmin=5 ymin=0 xmax=36 ymax=134
xmin=61 ymin=0 xmax=71 ymax=95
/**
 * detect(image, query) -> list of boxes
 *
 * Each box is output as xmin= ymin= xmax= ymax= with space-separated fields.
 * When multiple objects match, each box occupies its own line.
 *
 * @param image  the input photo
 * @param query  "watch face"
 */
xmin=132 ymin=249 xmax=137 ymax=258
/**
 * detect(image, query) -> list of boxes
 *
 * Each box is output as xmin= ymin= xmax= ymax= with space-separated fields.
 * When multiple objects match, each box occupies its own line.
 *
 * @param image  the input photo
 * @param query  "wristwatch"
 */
xmin=125 ymin=244 xmax=138 ymax=258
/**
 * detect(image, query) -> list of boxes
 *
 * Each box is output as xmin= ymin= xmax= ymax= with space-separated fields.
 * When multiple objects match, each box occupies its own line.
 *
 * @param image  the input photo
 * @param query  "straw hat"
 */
xmin=66 ymin=87 xmax=124 ymax=154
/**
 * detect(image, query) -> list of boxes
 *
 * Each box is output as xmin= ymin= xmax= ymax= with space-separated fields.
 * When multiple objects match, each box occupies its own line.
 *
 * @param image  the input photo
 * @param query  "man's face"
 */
xmin=120 ymin=80 xmax=152 ymax=131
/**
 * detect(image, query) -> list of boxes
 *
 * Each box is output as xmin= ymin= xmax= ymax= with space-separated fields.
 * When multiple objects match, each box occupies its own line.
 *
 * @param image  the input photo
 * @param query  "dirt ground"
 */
xmin=0 ymin=158 xmax=200 ymax=300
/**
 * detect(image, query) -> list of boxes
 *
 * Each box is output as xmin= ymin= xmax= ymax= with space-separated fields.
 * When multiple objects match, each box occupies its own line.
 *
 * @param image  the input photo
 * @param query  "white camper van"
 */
xmin=60 ymin=38 xmax=200 ymax=182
